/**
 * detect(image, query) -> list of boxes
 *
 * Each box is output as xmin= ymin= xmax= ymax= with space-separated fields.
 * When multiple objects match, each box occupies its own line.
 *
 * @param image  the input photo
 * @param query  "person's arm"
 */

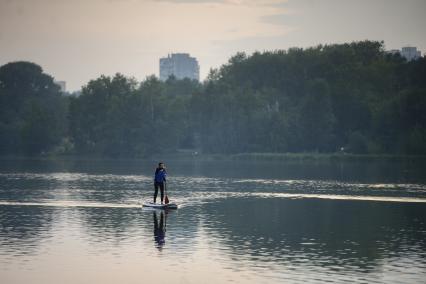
xmin=154 ymin=168 xmax=159 ymax=181
xmin=163 ymin=171 xmax=167 ymax=182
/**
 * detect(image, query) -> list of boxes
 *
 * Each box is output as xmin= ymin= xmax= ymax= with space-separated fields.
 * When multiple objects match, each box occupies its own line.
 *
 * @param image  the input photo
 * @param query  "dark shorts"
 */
xmin=154 ymin=181 xmax=165 ymax=191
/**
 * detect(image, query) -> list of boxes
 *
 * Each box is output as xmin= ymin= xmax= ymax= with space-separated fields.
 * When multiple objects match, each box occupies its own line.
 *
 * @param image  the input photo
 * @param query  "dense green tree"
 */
xmin=299 ymin=79 xmax=335 ymax=152
xmin=191 ymin=41 xmax=425 ymax=155
xmin=0 ymin=62 xmax=67 ymax=155
xmin=1 ymin=41 xmax=425 ymax=157
xmin=69 ymin=74 xmax=141 ymax=156
xmin=68 ymin=74 xmax=197 ymax=157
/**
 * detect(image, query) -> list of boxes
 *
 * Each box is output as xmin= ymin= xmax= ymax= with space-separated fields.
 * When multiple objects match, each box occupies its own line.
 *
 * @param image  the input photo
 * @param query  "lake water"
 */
xmin=0 ymin=158 xmax=425 ymax=283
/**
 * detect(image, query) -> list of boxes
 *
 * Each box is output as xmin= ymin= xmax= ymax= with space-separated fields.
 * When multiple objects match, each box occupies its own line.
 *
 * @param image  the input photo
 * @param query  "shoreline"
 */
xmin=1 ymin=152 xmax=426 ymax=163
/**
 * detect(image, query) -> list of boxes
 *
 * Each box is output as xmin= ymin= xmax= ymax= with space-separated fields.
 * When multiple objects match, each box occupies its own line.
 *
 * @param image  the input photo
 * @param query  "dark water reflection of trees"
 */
xmin=0 ymin=206 xmax=55 ymax=255
xmin=201 ymin=197 xmax=426 ymax=271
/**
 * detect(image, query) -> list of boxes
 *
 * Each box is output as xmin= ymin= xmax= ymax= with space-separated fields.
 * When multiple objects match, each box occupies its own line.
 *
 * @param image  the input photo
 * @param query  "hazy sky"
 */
xmin=1 ymin=0 xmax=425 ymax=91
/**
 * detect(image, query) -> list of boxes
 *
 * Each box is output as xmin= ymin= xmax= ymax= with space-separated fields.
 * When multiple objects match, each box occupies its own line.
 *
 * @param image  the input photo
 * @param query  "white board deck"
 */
xmin=142 ymin=202 xmax=178 ymax=209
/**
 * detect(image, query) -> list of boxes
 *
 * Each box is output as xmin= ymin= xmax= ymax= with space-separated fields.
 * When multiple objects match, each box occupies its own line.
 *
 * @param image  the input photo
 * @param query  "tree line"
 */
xmin=1 ymin=40 xmax=425 ymax=157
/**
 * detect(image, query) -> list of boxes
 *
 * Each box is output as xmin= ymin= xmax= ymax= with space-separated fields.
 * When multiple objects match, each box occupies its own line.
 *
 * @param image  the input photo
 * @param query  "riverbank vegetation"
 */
xmin=1 ymin=41 xmax=425 ymax=158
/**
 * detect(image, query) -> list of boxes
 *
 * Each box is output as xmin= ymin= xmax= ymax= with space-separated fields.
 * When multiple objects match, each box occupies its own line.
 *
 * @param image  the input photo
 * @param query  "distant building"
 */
xmin=54 ymin=80 xmax=66 ymax=92
xmin=401 ymin=46 xmax=421 ymax=61
xmin=388 ymin=46 xmax=422 ymax=61
xmin=159 ymin=53 xmax=199 ymax=81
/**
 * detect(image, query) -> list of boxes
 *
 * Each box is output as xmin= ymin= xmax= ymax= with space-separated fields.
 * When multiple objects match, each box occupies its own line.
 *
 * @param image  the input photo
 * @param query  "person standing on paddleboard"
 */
xmin=154 ymin=162 xmax=167 ymax=204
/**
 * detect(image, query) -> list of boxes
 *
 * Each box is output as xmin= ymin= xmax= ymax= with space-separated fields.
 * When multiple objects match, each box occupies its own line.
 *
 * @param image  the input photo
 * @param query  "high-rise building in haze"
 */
xmin=159 ymin=53 xmax=199 ymax=81
xmin=388 ymin=46 xmax=422 ymax=61
xmin=400 ymin=46 xmax=421 ymax=61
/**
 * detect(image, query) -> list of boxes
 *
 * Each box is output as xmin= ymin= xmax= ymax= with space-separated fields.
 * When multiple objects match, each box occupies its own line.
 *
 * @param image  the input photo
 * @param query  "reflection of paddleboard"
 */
xmin=142 ymin=202 xmax=178 ymax=209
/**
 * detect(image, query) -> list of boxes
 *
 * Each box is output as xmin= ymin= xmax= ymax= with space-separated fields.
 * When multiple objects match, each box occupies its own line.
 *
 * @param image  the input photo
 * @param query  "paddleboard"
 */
xmin=142 ymin=202 xmax=178 ymax=210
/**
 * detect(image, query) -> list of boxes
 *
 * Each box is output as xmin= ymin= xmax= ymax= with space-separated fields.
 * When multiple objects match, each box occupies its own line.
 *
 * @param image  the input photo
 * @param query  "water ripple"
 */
xmin=1 ymin=170 xmax=426 ymax=283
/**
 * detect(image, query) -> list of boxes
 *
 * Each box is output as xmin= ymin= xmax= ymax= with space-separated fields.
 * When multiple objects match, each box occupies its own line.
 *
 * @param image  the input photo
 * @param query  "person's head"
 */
xmin=158 ymin=162 xmax=165 ymax=169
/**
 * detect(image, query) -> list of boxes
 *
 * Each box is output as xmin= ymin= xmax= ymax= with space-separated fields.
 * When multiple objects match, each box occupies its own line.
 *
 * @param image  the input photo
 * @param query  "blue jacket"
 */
xmin=154 ymin=168 xmax=167 ymax=183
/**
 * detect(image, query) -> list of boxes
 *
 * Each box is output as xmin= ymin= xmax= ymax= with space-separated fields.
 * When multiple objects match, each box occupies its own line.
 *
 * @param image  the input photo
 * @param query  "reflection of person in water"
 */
xmin=153 ymin=210 xmax=166 ymax=249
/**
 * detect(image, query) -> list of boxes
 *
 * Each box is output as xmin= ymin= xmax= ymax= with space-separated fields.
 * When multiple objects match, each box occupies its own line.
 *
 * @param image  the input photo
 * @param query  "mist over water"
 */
xmin=0 ymin=159 xmax=425 ymax=283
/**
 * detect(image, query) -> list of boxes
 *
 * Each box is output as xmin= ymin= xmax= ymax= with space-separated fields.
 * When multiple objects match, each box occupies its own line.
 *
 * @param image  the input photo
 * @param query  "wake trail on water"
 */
xmin=0 ymin=201 xmax=142 ymax=208
xmin=1 ymin=192 xmax=426 ymax=209
xmin=249 ymin=192 xmax=426 ymax=203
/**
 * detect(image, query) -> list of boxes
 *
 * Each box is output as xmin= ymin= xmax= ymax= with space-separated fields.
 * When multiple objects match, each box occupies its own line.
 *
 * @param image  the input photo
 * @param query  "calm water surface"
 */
xmin=0 ymin=158 xmax=425 ymax=283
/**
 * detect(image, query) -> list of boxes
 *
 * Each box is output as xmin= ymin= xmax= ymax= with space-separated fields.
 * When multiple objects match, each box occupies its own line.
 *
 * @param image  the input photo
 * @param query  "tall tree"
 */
xmin=0 ymin=62 xmax=66 ymax=155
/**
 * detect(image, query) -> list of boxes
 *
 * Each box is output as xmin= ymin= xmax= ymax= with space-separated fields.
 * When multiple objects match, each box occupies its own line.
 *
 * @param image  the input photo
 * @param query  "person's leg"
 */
xmin=154 ymin=182 xmax=159 ymax=203
xmin=160 ymin=182 xmax=164 ymax=204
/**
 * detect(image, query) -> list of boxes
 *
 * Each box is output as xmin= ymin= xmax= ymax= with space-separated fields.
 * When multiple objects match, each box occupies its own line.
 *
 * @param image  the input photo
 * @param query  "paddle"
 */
xmin=164 ymin=181 xmax=170 ymax=204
